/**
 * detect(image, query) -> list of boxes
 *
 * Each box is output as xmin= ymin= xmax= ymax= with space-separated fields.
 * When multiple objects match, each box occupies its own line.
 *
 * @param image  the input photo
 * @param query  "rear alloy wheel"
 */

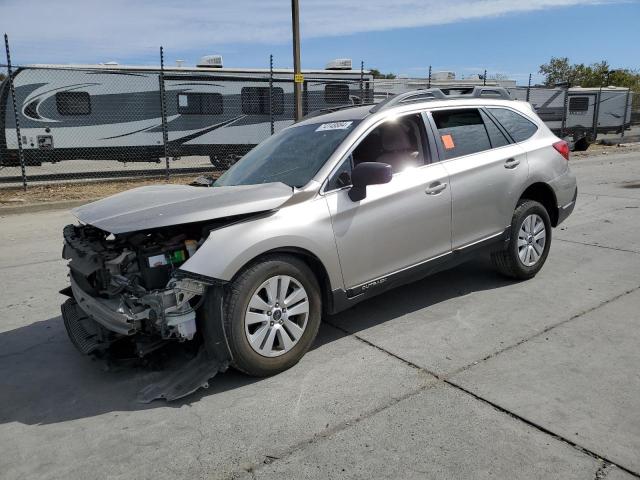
xmin=491 ymin=199 xmax=552 ymax=280
xmin=222 ymin=255 xmax=321 ymax=376
xmin=517 ymin=213 xmax=547 ymax=267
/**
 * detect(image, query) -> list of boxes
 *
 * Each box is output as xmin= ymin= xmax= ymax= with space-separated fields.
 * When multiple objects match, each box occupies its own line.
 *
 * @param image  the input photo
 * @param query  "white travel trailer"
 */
xmin=0 ymin=57 xmax=372 ymax=166
xmin=507 ymin=86 xmax=633 ymax=150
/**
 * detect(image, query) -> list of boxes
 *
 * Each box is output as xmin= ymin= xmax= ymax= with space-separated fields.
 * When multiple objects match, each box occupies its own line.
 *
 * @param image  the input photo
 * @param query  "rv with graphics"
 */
xmin=507 ymin=86 xmax=632 ymax=150
xmin=0 ymin=56 xmax=372 ymax=167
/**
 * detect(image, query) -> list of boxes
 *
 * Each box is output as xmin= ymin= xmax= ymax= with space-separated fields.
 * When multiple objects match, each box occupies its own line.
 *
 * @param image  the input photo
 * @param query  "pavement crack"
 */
xmin=444 ymin=378 xmax=640 ymax=479
xmin=228 ymin=378 xmax=438 ymax=479
xmin=449 ymin=285 xmax=640 ymax=377
xmin=188 ymin=408 xmax=207 ymax=479
xmin=319 ymin=288 xmax=640 ymax=480
xmin=555 ymin=238 xmax=640 ymax=255
xmin=0 ymin=257 xmax=62 ymax=270
xmin=579 ymin=191 xmax=640 ymax=201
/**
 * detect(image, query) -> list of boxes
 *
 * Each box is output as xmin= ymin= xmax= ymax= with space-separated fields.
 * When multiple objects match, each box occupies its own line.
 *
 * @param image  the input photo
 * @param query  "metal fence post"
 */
xmin=159 ymin=46 xmax=170 ymax=180
xmin=269 ymin=54 xmax=274 ymax=135
xmin=4 ymin=34 xmax=27 ymax=191
xmin=359 ymin=60 xmax=364 ymax=104
xmin=621 ymin=88 xmax=631 ymax=140
xmin=526 ymin=73 xmax=531 ymax=102
xmin=483 ymin=69 xmax=487 ymax=86
xmin=427 ymin=65 xmax=432 ymax=88
xmin=561 ymin=86 xmax=569 ymax=138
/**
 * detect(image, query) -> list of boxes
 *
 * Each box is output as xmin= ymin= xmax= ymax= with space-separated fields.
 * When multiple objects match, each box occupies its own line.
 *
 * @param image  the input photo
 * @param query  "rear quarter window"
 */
xmin=488 ymin=108 xmax=538 ymax=142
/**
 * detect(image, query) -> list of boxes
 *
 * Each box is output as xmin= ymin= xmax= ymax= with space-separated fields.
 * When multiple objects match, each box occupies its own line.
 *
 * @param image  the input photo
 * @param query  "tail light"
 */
xmin=553 ymin=140 xmax=570 ymax=161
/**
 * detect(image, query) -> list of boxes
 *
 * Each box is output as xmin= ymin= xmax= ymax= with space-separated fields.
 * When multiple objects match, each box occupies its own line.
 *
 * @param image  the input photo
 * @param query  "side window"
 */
xmin=178 ymin=93 xmax=223 ymax=115
xmin=488 ymin=108 xmax=538 ymax=142
xmin=480 ymin=110 xmax=510 ymax=148
xmin=242 ymin=87 xmax=284 ymax=115
xmin=432 ymin=109 xmax=491 ymax=160
xmin=569 ymin=96 xmax=589 ymax=114
xmin=326 ymin=155 xmax=353 ymax=191
xmin=325 ymin=84 xmax=350 ymax=105
xmin=351 ymin=114 xmax=428 ymax=173
xmin=56 ymin=92 xmax=91 ymax=115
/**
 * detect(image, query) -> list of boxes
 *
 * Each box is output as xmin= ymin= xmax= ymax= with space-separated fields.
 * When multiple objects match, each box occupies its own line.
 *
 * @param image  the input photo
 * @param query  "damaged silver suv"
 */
xmin=61 ymin=87 xmax=577 ymax=390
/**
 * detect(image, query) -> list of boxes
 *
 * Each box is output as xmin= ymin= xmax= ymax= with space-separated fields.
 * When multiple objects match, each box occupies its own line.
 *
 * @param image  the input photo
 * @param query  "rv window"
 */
xmin=177 ymin=93 xmax=223 ymax=115
xmin=241 ymin=87 xmax=284 ymax=115
xmin=569 ymin=96 xmax=589 ymax=113
xmin=325 ymin=84 xmax=350 ymax=105
xmin=56 ymin=92 xmax=91 ymax=116
xmin=488 ymin=108 xmax=538 ymax=142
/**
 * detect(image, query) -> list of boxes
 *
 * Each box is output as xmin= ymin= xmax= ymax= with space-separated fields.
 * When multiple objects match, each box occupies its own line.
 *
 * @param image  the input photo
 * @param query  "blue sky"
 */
xmin=2 ymin=0 xmax=639 ymax=85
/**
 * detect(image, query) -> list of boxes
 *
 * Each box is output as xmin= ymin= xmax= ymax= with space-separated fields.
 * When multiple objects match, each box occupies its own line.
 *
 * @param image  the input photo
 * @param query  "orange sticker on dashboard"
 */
xmin=441 ymin=134 xmax=455 ymax=149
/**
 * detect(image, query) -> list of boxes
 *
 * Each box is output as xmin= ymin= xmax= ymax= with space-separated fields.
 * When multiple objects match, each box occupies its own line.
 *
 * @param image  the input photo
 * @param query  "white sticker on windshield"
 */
xmin=315 ymin=121 xmax=353 ymax=132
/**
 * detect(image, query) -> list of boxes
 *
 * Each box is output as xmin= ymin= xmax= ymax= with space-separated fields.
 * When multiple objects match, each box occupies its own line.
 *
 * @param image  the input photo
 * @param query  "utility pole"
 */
xmin=291 ymin=0 xmax=303 ymax=121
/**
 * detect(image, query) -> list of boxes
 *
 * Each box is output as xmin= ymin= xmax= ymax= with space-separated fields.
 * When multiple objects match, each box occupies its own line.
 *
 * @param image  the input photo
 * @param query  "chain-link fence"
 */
xmin=0 ymin=38 xmax=373 ymax=189
xmin=1 ymin=35 xmax=638 ymax=192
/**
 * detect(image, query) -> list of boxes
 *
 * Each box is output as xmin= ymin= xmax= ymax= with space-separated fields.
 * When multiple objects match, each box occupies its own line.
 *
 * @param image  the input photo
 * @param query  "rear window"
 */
xmin=56 ymin=92 xmax=91 ymax=115
xmin=488 ymin=108 xmax=538 ymax=142
xmin=432 ymin=109 xmax=491 ymax=159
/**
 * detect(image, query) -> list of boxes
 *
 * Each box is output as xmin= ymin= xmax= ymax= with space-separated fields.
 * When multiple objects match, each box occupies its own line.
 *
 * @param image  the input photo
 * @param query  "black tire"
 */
xmin=573 ymin=137 xmax=590 ymax=152
xmin=491 ymin=199 xmax=552 ymax=280
xmin=222 ymin=254 xmax=322 ymax=377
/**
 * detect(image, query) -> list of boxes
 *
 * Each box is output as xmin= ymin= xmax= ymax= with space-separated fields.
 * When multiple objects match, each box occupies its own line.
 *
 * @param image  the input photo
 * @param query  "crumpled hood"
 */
xmin=72 ymin=182 xmax=293 ymax=234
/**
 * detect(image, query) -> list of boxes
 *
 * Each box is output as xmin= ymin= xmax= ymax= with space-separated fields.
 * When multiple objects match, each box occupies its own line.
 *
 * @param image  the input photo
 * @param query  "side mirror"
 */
xmin=348 ymin=162 xmax=392 ymax=201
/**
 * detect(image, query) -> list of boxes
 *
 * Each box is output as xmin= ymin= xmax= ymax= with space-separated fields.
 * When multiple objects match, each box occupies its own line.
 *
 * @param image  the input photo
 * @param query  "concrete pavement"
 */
xmin=0 ymin=149 xmax=639 ymax=479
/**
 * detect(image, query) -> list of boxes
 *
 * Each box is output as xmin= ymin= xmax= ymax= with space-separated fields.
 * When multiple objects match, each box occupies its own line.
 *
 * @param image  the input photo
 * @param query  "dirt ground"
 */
xmin=0 ymin=173 xmax=220 ymax=205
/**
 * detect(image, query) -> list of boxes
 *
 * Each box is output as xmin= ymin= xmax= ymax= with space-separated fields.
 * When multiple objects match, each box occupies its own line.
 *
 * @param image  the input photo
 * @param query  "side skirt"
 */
xmin=328 ymin=229 xmax=509 ymax=315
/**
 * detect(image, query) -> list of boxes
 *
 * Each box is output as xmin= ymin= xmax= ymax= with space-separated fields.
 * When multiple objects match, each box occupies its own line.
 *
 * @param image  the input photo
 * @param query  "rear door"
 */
xmin=427 ymin=107 xmax=529 ymax=249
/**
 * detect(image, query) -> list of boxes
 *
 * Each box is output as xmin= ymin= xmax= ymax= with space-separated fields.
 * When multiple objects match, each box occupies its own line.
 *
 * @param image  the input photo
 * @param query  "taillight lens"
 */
xmin=553 ymin=140 xmax=570 ymax=161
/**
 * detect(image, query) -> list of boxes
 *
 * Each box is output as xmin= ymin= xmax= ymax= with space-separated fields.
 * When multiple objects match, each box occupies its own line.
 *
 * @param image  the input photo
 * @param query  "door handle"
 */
xmin=504 ymin=158 xmax=520 ymax=169
xmin=425 ymin=182 xmax=447 ymax=195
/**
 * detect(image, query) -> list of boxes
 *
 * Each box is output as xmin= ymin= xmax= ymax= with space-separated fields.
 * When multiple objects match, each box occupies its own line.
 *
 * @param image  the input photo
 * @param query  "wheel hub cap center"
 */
xmin=272 ymin=309 xmax=282 ymax=321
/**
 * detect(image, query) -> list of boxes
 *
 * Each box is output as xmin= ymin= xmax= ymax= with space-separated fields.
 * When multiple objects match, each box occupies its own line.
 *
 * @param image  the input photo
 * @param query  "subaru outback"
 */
xmin=61 ymin=87 xmax=577 ymax=398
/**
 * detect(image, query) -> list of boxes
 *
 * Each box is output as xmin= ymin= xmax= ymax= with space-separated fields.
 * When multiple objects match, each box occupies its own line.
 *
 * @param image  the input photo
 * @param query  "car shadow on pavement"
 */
xmin=0 ymin=257 xmax=512 ymax=426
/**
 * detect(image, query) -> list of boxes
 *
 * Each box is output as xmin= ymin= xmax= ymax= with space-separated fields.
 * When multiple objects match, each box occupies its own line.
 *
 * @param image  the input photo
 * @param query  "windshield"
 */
xmin=215 ymin=120 xmax=359 ymax=188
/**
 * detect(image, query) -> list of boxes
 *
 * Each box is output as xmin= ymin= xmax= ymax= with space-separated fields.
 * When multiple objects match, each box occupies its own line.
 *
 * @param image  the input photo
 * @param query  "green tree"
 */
xmin=0 ymin=72 xmax=6 ymax=82
xmin=369 ymin=68 xmax=396 ymax=79
xmin=539 ymin=57 xmax=639 ymax=91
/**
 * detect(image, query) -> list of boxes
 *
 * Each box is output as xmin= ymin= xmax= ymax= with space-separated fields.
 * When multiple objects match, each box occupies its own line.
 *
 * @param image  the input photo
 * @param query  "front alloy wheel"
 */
xmin=220 ymin=254 xmax=322 ymax=377
xmin=245 ymin=275 xmax=309 ymax=357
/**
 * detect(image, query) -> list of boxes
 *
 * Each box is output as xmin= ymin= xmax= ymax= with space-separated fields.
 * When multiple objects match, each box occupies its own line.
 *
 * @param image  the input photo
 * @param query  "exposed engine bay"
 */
xmin=59 ymin=182 xmax=294 ymax=401
xmin=61 ymin=220 xmax=223 ymax=358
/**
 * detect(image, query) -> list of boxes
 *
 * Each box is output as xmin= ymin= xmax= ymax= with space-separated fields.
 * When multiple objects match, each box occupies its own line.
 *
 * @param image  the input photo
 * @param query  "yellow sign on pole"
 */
xmin=294 ymin=73 xmax=304 ymax=83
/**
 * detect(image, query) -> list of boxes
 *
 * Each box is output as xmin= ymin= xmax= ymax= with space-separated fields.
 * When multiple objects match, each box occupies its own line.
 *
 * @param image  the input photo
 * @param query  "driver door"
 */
xmin=323 ymin=114 xmax=452 ymax=292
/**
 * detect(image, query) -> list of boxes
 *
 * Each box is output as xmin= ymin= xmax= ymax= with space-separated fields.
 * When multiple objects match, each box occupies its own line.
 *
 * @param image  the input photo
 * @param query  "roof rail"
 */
xmin=302 ymin=102 xmax=375 ymax=120
xmin=370 ymin=86 xmax=512 ymax=113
